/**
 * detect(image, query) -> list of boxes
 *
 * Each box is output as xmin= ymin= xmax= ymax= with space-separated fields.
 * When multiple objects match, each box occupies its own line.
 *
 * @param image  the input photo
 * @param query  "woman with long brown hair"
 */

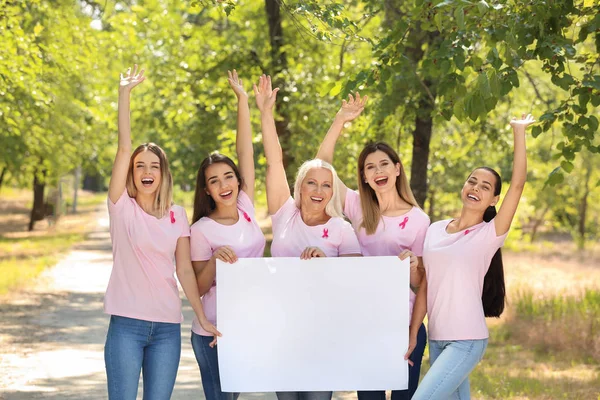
xmin=317 ymin=94 xmax=430 ymax=400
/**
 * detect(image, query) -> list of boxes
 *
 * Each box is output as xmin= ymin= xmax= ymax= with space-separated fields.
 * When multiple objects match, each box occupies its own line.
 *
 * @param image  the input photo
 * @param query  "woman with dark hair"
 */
xmin=189 ymin=70 xmax=266 ymax=400
xmin=316 ymin=95 xmax=430 ymax=400
xmin=255 ymin=75 xmax=362 ymax=400
xmin=405 ymin=114 xmax=535 ymax=399
xmin=104 ymin=65 xmax=218 ymax=400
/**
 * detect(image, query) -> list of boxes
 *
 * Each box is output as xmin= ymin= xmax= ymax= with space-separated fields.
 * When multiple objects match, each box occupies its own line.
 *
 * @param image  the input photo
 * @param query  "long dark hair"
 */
xmin=476 ymin=166 xmax=505 ymax=318
xmin=357 ymin=142 xmax=419 ymax=234
xmin=192 ymin=153 xmax=243 ymax=224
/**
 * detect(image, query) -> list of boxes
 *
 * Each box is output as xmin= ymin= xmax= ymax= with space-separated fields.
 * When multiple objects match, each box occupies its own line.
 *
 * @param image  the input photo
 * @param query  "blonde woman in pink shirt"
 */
xmin=255 ymin=75 xmax=362 ymax=400
xmin=189 ymin=70 xmax=266 ymax=400
xmin=104 ymin=65 xmax=219 ymax=400
xmin=405 ymin=114 xmax=536 ymax=399
xmin=317 ymin=95 xmax=430 ymax=400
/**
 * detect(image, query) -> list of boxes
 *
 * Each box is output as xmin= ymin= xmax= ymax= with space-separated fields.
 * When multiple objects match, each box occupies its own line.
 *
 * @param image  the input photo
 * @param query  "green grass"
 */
xmin=0 ymin=233 xmax=84 ymax=294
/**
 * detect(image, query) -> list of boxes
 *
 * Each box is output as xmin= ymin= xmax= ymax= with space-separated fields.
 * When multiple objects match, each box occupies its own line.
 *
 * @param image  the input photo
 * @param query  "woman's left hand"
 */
xmin=227 ymin=69 xmax=248 ymax=100
xmin=399 ymin=249 xmax=418 ymax=272
xmin=300 ymin=246 xmax=326 ymax=260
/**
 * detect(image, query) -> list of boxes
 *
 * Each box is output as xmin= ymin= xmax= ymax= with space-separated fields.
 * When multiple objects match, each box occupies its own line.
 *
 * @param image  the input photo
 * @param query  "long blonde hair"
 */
xmin=357 ymin=142 xmax=419 ymax=234
xmin=293 ymin=159 xmax=345 ymax=219
xmin=126 ymin=143 xmax=173 ymax=218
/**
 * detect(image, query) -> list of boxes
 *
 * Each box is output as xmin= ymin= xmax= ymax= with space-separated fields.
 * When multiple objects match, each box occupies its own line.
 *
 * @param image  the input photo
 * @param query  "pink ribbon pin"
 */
xmin=465 ymin=229 xmax=475 ymax=235
xmin=322 ymin=228 xmax=329 ymax=239
xmin=399 ymin=216 xmax=409 ymax=230
xmin=170 ymin=210 xmax=176 ymax=224
xmin=243 ymin=211 xmax=251 ymax=222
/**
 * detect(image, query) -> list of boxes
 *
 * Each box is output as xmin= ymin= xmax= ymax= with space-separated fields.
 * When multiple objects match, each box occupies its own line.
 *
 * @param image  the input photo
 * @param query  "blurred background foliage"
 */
xmin=1 ymin=0 xmax=599 ymax=247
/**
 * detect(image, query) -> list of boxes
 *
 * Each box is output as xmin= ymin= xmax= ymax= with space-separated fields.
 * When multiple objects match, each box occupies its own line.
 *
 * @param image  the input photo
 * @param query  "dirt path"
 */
xmin=0 ymin=208 xmax=356 ymax=400
xmin=0 ymin=209 xmax=269 ymax=400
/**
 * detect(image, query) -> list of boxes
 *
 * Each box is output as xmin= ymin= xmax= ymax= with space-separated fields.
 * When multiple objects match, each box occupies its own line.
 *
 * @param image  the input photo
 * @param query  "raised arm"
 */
xmin=228 ymin=70 xmax=255 ymax=201
xmin=316 ymin=92 xmax=367 ymax=164
xmin=495 ymin=114 xmax=535 ymax=236
xmin=108 ymin=65 xmax=145 ymax=204
xmin=316 ymin=93 xmax=367 ymax=206
xmin=254 ymin=75 xmax=289 ymax=215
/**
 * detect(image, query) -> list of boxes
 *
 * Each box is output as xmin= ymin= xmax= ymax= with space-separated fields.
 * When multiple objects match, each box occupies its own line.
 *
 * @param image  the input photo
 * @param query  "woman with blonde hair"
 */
xmin=255 ymin=74 xmax=361 ymax=400
xmin=104 ymin=65 xmax=218 ymax=400
xmin=317 ymin=94 xmax=430 ymax=400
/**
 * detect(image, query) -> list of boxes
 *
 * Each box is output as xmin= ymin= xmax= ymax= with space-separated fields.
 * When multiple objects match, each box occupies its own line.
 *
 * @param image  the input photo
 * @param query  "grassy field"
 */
xmin=0 ymin=188 xmax=106 ymax=294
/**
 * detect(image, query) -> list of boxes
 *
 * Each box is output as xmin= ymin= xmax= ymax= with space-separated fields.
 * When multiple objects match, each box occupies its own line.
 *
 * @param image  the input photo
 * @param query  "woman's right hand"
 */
xmin=335 ymin=92 xmax=368 ymax=123
xmin=227 ymin=69 xmax=248 ymax=100
xmin=211 ymin=246 xmax=238 ymax=264
xmin=119 ymin=64 xmax=145 ymax=92
xmin=253 ymin=74 xmax=279 ymax=113
xmin=404 ymin=332 xmax=417 ymax=366
xmin=199 ymin=318 xmax=222 ymax=348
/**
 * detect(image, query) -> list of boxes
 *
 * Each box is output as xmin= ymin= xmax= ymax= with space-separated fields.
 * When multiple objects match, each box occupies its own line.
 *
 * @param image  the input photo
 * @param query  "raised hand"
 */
xmin=119 ymin=64 xmax=145 ymax=92
xmin=253 ymin=74 xmax=280 ymax=113
xmin=510 ymin=113 xmax=536 ymax=132
xmin=228 ymin=69 xmax=248 ymax=100
xmin=335 ymin=92 xmax=368 ymax=123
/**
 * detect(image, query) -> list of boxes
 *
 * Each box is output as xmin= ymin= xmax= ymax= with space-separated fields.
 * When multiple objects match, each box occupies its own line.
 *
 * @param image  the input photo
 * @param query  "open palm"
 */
xmin=337 ymin=92 xmax=368 ymax=123
xmin=510 ymin=113 xmax=536 ymax=131
xmin=120 ymin=64 xmax=145 ymax=91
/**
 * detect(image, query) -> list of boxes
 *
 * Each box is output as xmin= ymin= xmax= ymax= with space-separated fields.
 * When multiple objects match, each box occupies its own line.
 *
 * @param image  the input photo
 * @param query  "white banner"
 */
xmin=216 ymin=256 xmax=409 ymax=392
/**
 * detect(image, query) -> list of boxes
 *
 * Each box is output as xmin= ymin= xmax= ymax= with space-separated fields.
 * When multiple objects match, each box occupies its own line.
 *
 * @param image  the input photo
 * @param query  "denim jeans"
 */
xmin=357 ymin=323 xmax=427 ymax=400
xmin=104 ymin=315 xmax=181 ymax=400
xmin=412 ymin=338 xmax=488 ymax=400
xmin=276 ymin=391 xmax=332 ymax=400
xmin=191 ymin=332 xmax=240 ymax=400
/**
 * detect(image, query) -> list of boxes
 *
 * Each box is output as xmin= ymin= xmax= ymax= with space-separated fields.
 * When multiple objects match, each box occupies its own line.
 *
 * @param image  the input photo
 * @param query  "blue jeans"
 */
xmin=357 ymin=323 xmax=427 ymax=400
xmin=276 ymin=392 xmax=332 ymax=400
xmin=191 ymin=332 xmax=240 ymax=400
xmin=104 ymin=315 xmax=181 ymax=400
xmin=412 ymin=338 xmax=488 ymax=400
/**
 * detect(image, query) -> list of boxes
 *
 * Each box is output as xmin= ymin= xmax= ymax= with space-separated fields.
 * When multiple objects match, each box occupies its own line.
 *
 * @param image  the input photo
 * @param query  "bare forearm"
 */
xmin=316 ymin=117 xmax=345 ymax=163
xmin=511 ymin=130 xmax=527 ymax=189
xmin=236 ymin=98 xmax=253 ymax=162
xmin=409 ymin=278 xmax=427 ymax=336
xmin=196 ymin=259 xmax=217 ymax=296
xmin=178 ymin=267 xmax=208 ymax=321
xmin=261 ymin=111 xmax=283 ymax=165
xmin=117 ymin=89 xmax=132 ymax=152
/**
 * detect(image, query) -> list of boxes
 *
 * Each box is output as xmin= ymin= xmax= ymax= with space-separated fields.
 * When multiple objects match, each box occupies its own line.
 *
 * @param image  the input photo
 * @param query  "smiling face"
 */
xmin=461 ymin=168 xmax=500 ymax=212
xmin=132 ymin=150 xmax=162 ymax=195
xmin=299 ymin=167 xmax=334 ymax=214
xmin=204 ymin=162 xmax=240 ymax=208
xmin=362 ymin=150 xmax=401 ymax=194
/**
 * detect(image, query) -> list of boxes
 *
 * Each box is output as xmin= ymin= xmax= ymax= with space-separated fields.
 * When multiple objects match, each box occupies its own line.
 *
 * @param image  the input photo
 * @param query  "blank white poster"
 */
xmin=216 ymin=256 xmax=409 ymax=392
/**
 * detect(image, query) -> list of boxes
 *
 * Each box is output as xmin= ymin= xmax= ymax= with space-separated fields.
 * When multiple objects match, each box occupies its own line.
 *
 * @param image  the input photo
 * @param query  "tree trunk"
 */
xmin=577 ymin=160 xmax=592 ymax=250
xmin=0 ymin=166 xmax=7 ymax=190
xmin=410 ymin=98 xmax=434 ymax=208
xmin=264 ymin=0 xmax=294 ymax=183
xmin=529 ymin=205 xmax=550 ymax=243
xmin=72 ymin=165 xmax=81 ymax=214
xmin=28 ymin=169 xmax=47 ymax=231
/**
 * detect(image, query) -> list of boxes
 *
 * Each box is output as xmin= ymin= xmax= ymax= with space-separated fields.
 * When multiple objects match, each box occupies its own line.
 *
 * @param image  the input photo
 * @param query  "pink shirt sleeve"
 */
xmin=237 ymin=190 xmax=255 ymax=218
xmin=271 ymin=196 xmax=296 ymax=233
xmin=338 ymin=220 xmax=362 ymax=255
xmin=176 ymin=206 xmax=190 ymax=238
xmin=343 ymin=189 xmax=362 ymax=223
xmin=107 ymin=190 xmax=130 ymax=216
xmin=190 ymin=223 xmax=212 ymax=261
xmin=484 ymin=218 xmax=508 ymax=255
xmin=411 ymin=213 xmax=430 ymax=257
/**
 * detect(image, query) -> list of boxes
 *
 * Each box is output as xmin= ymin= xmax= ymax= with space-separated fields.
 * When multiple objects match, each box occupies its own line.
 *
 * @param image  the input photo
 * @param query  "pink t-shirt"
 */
xmin=423 ymin=218 xmax=508 ymax=340
xmin=105 ymin=191 xmax=191 ymax=323
xmin=270 ymin=197 xmax=361 ymax=257
xmin=344 ymin=189 xmax=430 ymax=314
xmin=189 ymin=191 xmax=266 ymax=336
